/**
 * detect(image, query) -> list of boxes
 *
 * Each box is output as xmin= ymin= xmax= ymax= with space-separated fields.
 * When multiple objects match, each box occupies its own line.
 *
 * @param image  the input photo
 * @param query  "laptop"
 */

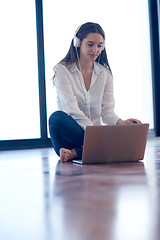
xmin=73 ymin=123 xmax=149 ymax=164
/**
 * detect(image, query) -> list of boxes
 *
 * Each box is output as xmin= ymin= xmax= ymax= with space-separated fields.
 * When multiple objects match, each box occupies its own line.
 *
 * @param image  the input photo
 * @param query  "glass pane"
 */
xmin=43 ymin=0 xmax=154 ymax=129
xmin=0 ymin=0 xmax=40 ymax=140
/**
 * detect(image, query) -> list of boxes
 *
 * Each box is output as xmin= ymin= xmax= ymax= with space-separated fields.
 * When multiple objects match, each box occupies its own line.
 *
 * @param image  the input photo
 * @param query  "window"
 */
xmin=0 ymin=0 xmax=40 ymax=140
xmin=0 ymin=0 xmax=156 ymax=150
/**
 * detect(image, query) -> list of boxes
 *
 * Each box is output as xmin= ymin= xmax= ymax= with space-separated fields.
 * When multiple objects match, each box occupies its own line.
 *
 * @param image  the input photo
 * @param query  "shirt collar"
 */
xmin=70 ymin=61 xmax=103 ymax=75
xmin=93 ymin=61 xmax=103 ymax=76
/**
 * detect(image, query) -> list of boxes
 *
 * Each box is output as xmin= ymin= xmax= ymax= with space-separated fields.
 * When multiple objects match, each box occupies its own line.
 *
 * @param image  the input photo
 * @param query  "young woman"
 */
xmin=49 ymin=22 xmax=141 ymax=162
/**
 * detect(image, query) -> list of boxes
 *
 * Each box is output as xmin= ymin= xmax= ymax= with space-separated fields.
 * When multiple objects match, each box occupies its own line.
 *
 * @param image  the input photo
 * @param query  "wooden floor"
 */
xmin=0 ymin=136 xmax=160 ymax=240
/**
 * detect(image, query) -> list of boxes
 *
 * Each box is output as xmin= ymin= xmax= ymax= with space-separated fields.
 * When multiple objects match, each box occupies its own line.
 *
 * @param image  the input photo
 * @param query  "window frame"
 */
xmin=0 ymin=0 xmax=159 ymax=151
xmin=148 ymin=0 xmax=160 ymax=136
xmin=0 ymin=0 xmax=52 ymax=151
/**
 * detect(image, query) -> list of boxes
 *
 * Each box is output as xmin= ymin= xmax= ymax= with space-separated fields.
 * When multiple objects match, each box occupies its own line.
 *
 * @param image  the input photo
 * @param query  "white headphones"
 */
xmin=73 ymin=36 xmax=81 ymax=48
xmin=73 ymin=25 xmax=82 ymax=48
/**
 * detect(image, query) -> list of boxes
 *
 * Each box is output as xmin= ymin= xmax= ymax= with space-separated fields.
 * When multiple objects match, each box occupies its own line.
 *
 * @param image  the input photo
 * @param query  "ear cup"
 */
xmin=73 ymin=25 xmax=82 ymax=48
xmin=73 ymin=36 xmax=81 ymax=48
xmin=101 ymin=41 xmax=105 ymax=51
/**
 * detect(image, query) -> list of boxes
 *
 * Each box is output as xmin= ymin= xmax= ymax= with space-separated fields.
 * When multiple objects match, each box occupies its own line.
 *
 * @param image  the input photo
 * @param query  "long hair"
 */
xmin=59 ymin=22 xmax=112 ymax=72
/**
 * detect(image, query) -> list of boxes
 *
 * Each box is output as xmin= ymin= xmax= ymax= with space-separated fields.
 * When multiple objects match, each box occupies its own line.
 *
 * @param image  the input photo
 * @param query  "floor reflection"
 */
xmin=0 ymin=141 xmax=159 ymax=240
xmin=114 ymin=185 xmax=150 ymax=240
xmin=55 ymin=160 xmax=84 ymax=176
xmin=144 ymin=145 xmax=159 ymax=240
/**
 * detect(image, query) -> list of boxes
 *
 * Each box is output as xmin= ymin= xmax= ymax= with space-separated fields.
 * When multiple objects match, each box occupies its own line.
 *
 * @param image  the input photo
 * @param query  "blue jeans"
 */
xmin=49 ymin=111 xmax=85 ymax=159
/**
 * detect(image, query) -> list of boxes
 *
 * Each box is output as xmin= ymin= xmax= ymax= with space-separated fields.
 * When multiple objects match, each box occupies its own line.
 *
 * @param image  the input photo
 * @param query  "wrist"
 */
xmin=117 ymin=119 xmax=124 ymax=124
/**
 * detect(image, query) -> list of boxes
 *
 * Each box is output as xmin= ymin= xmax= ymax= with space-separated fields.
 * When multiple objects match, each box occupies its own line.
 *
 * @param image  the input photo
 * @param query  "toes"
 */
xmin=60 ymin=148 xmax=71 ymax=162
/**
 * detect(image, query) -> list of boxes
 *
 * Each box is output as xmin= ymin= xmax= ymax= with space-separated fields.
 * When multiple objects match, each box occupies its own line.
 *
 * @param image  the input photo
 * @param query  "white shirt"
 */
xmin=54 ymin=61 xmax=119 ymax=129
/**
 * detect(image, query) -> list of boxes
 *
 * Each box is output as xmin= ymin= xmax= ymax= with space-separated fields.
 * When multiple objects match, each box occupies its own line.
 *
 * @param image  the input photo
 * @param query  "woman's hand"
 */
xmin=117 ymin=118 xmax=142 ymax=125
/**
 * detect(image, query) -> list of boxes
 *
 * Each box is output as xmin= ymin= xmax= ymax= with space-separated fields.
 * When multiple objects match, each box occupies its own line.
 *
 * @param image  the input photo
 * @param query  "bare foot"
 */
xmin=60 ymin=148 xmax=77 ymax=162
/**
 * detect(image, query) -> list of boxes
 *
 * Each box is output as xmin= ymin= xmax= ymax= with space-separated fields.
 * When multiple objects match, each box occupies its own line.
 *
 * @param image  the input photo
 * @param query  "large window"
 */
xmin=43 ymin=0 xmax=154 ymax=129
xmin=0 ymin=0 xmax=40 ymax=140
xmin=0 ymin=0 xmax=158 ymax=150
